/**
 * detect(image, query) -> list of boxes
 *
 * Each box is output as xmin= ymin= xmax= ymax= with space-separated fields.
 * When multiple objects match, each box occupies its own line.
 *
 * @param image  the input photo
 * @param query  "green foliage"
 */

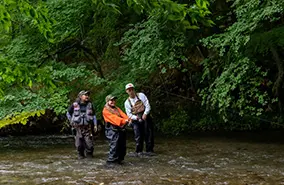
xmin=0 ymin=0 xmax=56 ymax=98
xmin=117 ymin=17 xmax=186 ymax=75
xmin=0 ymin=61 xmax=106 ymax=125
xmin=0 ymin=0 xmax=107 ymax=127
xmin=160 ymin=109 xmax=189 ymax=135
xmin=0 ymin=0 xmax=54 ymax=41
xmin=200 ymin=57 xmax=272 ymax=119
xmin=1 ymin=0 xmax=284 ymax=134
xmin=0 ymin=56 xmax=54 ymax=95
xmin=199 ymin=0 xmax=284 ymax=123
xmin=246 ymin=26 xmax=284 ymax=55
xmin=47 ymin=0 xmax=93 ymax=42
xmin=95 ymin=0 xmax=214 ymax=29
xmin=202 ymin=0 xmax=284 ymax=56
xmin=0 ymin=110 xmax=45 ymax=129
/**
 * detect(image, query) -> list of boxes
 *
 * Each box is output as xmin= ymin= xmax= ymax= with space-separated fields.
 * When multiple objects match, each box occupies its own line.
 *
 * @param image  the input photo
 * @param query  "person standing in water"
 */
xmin=103 ymin=94 xmax=131 ymax=164
xmin=67 ymin=90 xmax=97 ymax=159
xmin=124 ymin=83 xmax=155 ymax=156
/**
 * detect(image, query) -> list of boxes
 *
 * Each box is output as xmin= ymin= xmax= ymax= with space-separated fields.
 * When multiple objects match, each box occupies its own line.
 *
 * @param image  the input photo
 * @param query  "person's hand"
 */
xmin=94 ymin=125 xmax=98 ymax=133
xmin=142 ymin=114 xmax=147 ymax=121
xmin=127 ymin=119 xmax=133 ymax=127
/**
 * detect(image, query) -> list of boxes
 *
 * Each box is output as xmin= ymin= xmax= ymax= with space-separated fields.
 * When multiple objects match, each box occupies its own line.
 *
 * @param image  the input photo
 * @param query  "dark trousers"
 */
xmin=105 ymin=124 xmax=126 ymax=162
xmin=133 ymin=116 xmax=154 ymax=153
xmin=75 ymin=128 xmax=94 ymax=157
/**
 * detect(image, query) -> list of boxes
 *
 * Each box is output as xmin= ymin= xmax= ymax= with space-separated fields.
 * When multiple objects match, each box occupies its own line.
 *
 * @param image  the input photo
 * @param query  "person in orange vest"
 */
xmin=102 ymin=94 xmax=131 ymax=164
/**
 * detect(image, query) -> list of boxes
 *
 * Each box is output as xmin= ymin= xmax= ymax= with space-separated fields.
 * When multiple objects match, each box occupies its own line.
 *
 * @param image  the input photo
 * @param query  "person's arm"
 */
xmin=66 ymin=104 xmax=74 ymax=123
xmin=102 ymin=108 xmax=128 ymax=126
xmin=91 ymin=104 xmax=98 ymax=132
xmin=66 ymin=112 xmax=71 ymax=122
xmin=117 ymin=107 xmax=130 ymax=120
xmin=124 ymin=100 xmax=138 ymax=120
xmin=139 ymin=93 xmax=151 ymax=120
xmin=93 ymin=115 xmax=97 ymax=126
xmin=117 ymin=107 xmax=132 ymax=127
xmin=91 ymin=104 xmax=97 ymax=126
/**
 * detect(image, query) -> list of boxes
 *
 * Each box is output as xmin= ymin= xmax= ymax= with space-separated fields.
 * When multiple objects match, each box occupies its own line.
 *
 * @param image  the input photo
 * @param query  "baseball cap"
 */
xmin=105 ymin=94 xmax=117 ymax=102
xmin=125 ymin=83 xmax=134 ymax=90
xmin=78 ymin=90 xmax=90 ymax=96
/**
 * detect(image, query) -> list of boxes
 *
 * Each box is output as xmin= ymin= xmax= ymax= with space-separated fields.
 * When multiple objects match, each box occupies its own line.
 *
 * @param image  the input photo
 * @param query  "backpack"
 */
xmin=128 ymin=93 xmax=145 ymax=115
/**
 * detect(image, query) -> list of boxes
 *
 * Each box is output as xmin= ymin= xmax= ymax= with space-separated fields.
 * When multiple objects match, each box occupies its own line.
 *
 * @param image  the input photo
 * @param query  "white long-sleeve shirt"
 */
xmin=124 ymin=92 xmax=151 ymax=120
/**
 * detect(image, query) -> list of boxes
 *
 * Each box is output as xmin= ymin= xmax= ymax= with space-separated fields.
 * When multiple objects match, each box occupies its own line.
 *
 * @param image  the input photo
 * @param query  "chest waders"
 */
xmin=128 ymin=95 xmax=154 ymax=154
xmin=104 ymin=106 xmax=127 ymax=164
xmin=71 ymin=102 xmax=94 ymax=159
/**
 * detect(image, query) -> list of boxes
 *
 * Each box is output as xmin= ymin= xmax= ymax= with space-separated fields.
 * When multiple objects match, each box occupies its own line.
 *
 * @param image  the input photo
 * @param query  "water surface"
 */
xmin=1 ymin=133 xmax=284 ymax=184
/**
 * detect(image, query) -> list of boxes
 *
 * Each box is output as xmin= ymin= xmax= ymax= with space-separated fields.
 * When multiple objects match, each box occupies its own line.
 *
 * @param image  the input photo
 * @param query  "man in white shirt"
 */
xmin=124 ymin=83 xmax=154 ymax=156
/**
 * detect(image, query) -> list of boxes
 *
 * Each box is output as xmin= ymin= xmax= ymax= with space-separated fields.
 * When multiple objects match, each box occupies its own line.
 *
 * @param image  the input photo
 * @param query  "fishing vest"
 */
xmin=104 ymin=104 xmax=125 ymax=130
xmin=71 ymin=102 xmax=94 ymax=126
xmin=128 ymin=93 xmax=145 ymax=115
xmin=105 ymin=104 xmax=122 ymax=118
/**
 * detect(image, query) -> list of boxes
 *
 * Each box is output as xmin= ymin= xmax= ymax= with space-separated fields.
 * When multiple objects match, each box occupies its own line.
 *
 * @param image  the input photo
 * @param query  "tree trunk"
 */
xmin=271 ymin=47 xmax=284 ymax=114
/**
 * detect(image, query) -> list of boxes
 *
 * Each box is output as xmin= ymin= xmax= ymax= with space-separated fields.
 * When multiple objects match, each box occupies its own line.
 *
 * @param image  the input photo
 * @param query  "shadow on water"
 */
xmin=1 ymin=131 xmax=284 ymax=184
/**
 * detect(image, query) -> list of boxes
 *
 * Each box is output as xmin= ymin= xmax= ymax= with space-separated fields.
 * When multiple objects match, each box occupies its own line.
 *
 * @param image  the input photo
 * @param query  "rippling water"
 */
xmin=1 ymin=133 xmax=284 ymax=184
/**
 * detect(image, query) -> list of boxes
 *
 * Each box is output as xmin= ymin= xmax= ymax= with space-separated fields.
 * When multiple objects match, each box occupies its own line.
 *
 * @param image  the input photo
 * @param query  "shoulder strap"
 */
xmin=136 ymin=93 xmax=141 ymax=101
xmin=87 ymin=102 xmax=92 ymax=108
xmin=128 ymin=93 xmax=141 ymax=107
xmin=73 ymin=102 xmax=80 ymax=110
xmin=105 ymin=105 xmax=122 ymax=118
xmin=128 ymin=98 xmax=133 ymax=107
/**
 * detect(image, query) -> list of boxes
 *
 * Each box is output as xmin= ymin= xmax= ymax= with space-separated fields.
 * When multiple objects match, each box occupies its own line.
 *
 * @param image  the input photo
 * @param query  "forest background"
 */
xmin=0 ymin=0 xmax=284 ymax=135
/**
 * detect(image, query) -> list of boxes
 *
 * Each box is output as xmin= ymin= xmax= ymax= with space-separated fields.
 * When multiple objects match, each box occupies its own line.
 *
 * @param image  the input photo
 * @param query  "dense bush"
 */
xmin=1 ymin=0 xmax=284 ymax=135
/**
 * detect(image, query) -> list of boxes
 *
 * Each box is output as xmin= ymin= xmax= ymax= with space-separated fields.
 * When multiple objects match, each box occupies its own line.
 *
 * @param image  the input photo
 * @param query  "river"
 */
xmin=1 ymin=132 xmax=284 ymax=184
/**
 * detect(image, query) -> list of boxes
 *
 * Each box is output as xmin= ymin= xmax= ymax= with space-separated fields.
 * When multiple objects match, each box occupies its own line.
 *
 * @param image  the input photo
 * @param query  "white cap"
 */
xmin=125 ymin=83 xmax=134 ymax=90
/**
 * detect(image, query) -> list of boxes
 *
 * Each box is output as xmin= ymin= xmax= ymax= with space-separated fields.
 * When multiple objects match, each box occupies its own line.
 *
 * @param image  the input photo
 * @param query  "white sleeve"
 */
xmin=139 ymin=93 xmax=151 ymax=115
xmin=124 ymin=99 xmax=138 ymax=120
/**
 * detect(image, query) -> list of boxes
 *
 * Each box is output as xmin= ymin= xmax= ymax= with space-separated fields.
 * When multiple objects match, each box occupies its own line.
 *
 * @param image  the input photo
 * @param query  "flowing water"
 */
xmin=1 ymin=132 xmax=284 ymax=184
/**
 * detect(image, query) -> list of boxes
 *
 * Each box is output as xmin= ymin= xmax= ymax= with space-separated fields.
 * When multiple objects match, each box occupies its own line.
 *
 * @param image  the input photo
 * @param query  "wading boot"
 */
xmin=78 ymin=151 xmax=85 ymax=159
xmin=86 ymin=153 xmax=93 ymax=159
